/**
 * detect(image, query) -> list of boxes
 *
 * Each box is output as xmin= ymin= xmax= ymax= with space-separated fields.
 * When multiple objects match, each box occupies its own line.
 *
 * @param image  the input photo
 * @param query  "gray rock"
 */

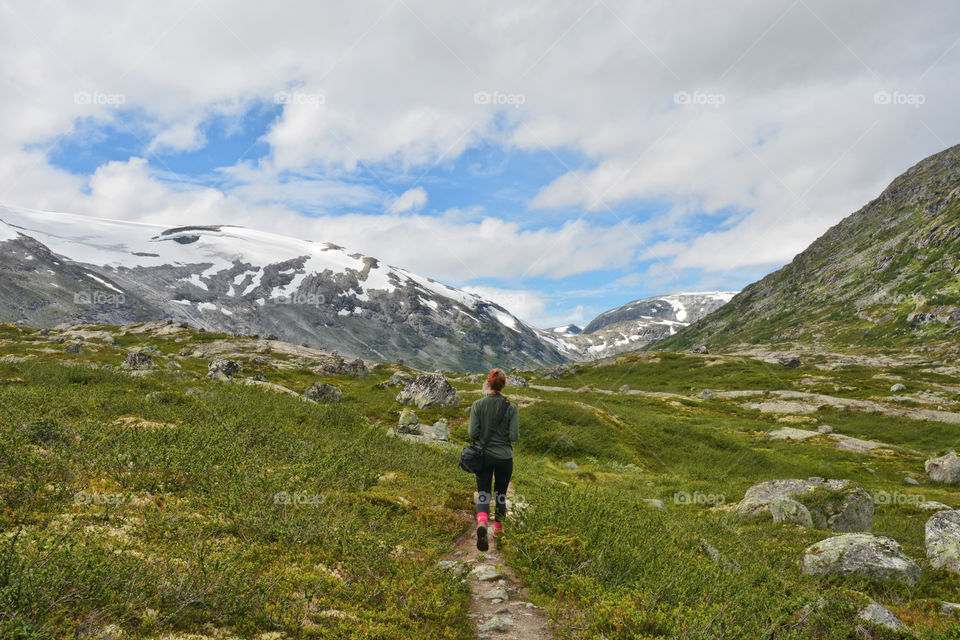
xmin=619 ymin=384 xmax=630 ymax=392
xmin=396 ymin=373 xmax=460 ymax=409
xmin=926 ymin=509 xmax=960 ymax=573
xmin=890 ymin=383 xmax=907 ymax=392
xmin=904 ymin=476 xmax=919 ymax=486
xmin=767 ymin=427 xmax=818 ymax=441
xmin=428 ymin=418 xmax=450 ymax=441
xmin=380 ymin=371 xmax=413 ymax=388
xmin=698 ymin=388 xmax=716 ymax=400
xmin=303 ymin=381 xmax=342 ymax=404
xmin=64 ymin=341 xmax=84 ymax=354
xmin=858 ymin=603 xmax=906 ymax=630
xmin=311 ymin=355 xmax=369 ymax=378
xmin=692 ymin=345 xmax=709 ymax=354
xmin=919 ymin=501 xmax=952 ymax=511
xmin=562 ymin=461 xmax=579 ymax=471
xmin=396 ymin=408 xmax=420 ymax=434
xmin=777 ymin=355 xmax=801 ymax=368
xmin=643 ymin=498 xmax=666 ymax=510
xmin=121 ymin=350 xmax=153 ymax=370
xmin=942 ymin=602 xmax=960 ymax=617
xmin=469 ymin=564 xmax=501 ymax=581
xmin=251 ymin=372 xmax=266 ymax=381
xmin=478 ymin=616 xmax=510 ymax=632
xmin=435 ymin=560 xmax=468 ymax=574
xmin=505 ymin=374 xmax=528 ymax=388
xmin=165 ymin=360 xmax=182 ymax=370
xmin=770 ymin=498 xmax=814 ymax=527
xmin=207 ymin=358 xmax=241 ymax=381
xmin=926 ymin=451 xmax=960 ymax=484
xmin=817 ymin=424 xmax=834 ymax=434
xmin=484 ymin=586 xmax=509 ymax=600
xmin=736 ymin=478 xmax=873 ymax=532
xmin=801 ymin=533 xmax=920 ymax=585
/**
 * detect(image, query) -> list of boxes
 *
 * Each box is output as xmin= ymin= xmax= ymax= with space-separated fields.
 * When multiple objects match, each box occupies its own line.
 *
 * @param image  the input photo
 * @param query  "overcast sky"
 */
xmin=1 ymin=0 xmax=958 ymax=327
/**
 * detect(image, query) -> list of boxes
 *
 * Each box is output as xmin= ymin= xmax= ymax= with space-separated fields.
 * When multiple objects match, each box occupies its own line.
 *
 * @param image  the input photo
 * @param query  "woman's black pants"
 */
xmin=476 ymin=455 xmax=513 ymax=522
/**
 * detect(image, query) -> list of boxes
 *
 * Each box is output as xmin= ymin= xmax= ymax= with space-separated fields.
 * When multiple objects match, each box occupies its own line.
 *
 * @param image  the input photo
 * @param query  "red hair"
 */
xmin=487 ymin=368 xmax=506 ymax=392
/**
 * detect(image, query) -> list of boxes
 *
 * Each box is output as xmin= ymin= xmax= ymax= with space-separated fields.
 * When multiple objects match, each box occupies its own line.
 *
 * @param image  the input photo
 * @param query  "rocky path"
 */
xmin=443 ymin=490 xmax=553 ymax=639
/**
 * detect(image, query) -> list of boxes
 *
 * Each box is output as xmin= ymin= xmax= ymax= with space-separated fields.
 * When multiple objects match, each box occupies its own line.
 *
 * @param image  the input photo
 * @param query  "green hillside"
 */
xmin=657 ymin=144 xmax=960 ymax=357
xmin=2 ymin=323 xmax=960 ymax=638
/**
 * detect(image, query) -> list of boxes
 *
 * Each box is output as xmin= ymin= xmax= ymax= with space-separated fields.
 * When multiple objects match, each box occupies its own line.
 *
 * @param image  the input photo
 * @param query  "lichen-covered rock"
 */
xmin=207 ymin=358 xmax=241 ymax=381
xmin=505 ymin=374 xmax=528 ymax=388
xmin=426 ymin=418 xmax=449 ymax=441
xmin=926 ymin=509 xmax=960 ymax=573
xmin=802 ymin=534 xmax=920 ymax=585
xmin=770 ymin=498 xmax=814 ymax=527
xmin=396 ymin=408 xmax=420 ymax=434
xmin=736 ymin=478 xmax=873 ymax=531
xmin=121 ymin=350 xmax=154 ymax=370
xmin=858 ymin=603 xmax=906 ymax=630
xmin=396 ymin=373 xmax=459 ymax=408
xmin=379 ymin=370 xmax=413 ymax=389
xmin=303 ymin=381 xmax=342 ymax=404
xmin=311 ymin=355 xmax=368 ymax=378
xmin=926 ymin=451 xmax=960 ymax=484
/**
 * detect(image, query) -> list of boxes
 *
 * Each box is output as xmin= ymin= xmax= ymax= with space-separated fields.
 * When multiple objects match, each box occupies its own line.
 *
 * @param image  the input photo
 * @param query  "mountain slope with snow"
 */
xmin=543 ymin=292 xmax=737 ymax=360
xmin=0 ymin=205 xmax=566 ymax=371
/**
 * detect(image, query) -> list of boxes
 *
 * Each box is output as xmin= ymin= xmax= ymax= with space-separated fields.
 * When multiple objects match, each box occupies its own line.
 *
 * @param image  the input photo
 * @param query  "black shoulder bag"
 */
xmin=460 ymin=396 xmax=510 ymax=474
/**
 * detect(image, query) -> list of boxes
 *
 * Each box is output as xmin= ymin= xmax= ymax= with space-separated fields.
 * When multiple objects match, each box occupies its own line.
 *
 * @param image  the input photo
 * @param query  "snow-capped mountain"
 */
xmin=542 ymin=292 xmax=737 ymax=360
xmin=0 ymin=205 xmax=566 ymax=372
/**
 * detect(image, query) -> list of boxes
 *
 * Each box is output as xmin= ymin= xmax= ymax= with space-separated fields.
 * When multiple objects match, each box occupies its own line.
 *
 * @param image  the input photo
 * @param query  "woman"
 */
xmin=468 ymin=368 xmax=519 ymax=551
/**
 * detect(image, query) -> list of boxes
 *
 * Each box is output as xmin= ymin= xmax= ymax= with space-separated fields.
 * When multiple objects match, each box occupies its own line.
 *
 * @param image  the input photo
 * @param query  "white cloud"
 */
xmin=0 ymin=0 xmax=956 ymax=291
xmin=386 ymin=187 xmax=427 ymax=214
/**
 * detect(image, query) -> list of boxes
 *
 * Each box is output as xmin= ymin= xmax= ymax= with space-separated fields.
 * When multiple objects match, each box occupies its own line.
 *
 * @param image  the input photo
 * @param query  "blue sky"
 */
xmin=2 ymin=1 xmax=958 ymax=327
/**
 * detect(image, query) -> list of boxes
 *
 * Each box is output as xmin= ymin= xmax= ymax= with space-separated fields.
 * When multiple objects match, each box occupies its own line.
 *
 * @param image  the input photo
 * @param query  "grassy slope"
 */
xmin=2 ymin=324 xmax=960 ymax=638
xmin=657 ymin=145 xmax=960 ymax=356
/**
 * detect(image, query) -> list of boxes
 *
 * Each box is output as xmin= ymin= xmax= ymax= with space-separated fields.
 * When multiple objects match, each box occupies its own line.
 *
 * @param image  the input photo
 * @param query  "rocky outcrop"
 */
xmin=379 ymin=371 xmax=413 ymax=388
xmin=396 ymin=373 xmax=459 ymax=408
xmin=302 ymin=381 xmax=342 ymax=404
xmin=207 ymin=358 xmax=241 ymax=381
xmin=121 ymin=350 xmax=153 ymax=370
xmin=311 ymin=355 xmax=369 ymax=378
xmin=505 ymin=374 xmax=529 ymax=388
xmin=736 ymin=478 xmax=873 ymax=532
xmin=801 ymin=534 xmax=920 ymax=585
xmin=926 ymin=509 xmax=960 ymax=573
xmin=926 ymin=451 xmax=960 ymax=484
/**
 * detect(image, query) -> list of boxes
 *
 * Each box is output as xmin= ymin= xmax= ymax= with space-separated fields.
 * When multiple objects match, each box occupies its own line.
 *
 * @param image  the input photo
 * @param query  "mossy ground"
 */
xmin=1 ymin=323 xmax=959 ymax=638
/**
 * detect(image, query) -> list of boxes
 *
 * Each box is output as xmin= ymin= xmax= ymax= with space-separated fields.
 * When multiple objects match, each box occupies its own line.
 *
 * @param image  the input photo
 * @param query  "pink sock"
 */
xmin=477 ymin=512 xmax=488 ymax=526
xmin=493 ymin=522 xmax=503 ymax=533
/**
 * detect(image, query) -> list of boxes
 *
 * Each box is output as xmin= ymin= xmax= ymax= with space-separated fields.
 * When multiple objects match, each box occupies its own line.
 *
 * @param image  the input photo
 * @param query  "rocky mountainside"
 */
xmin=0 ymin=205 xmax=566 ymax=371
xmin=540 ymin=292 xmax=736 ymax=360
xmin=657 ymin=144 xmax=960 ymax=357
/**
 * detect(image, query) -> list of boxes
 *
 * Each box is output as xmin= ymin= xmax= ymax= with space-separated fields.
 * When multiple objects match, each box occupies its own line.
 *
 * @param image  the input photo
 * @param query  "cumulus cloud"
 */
xmin=386 ymin=187 xmax=427 ymax=214
xmin=0 ymin=0 xmax=957 ymax=295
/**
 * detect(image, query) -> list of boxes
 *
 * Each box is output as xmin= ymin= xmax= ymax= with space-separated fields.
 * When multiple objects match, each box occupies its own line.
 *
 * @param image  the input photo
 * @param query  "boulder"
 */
xmin=691 ymin=345 xmax=709 ymax=354
xmin=505 ymin=374 xmax=528 ymax=388
xmin=64 ymin=341 xmax=84 ymax=354
xmin=396 ymin=373 xmax=459 ymax=408
xmin=767 ymin=427 xmax=818 ymax=441
xmin=770 ymin=498 xmax=813 ymax=527
xmin=121 ymin=350 xmax=154 ymax=370
xmin=165 ymin=360 xmax=182 ymax=370
xmin=311 ymin=355 xmax=368 ymax=378
xmin=926 ymin=451 xmax=960 ymax=484
xmin=904 ymin=476 xmax=919 ymax=486
xmin=562 ymin=461 xmax=579 ymax=471
xmin=858 ymin=603 xmax=906 ymax=631
xmin=801 ymin=534 xmax=920 ymax=585
xmin=380 ymin=371 xmax=413 ymax=388
xmin=926 ymin=509 xmax=960 ymax=573
xmin=396 ymin=408 xmax=420 ymax=434
xmin=207 ymin=358 xmax=241 ymax=381
xmin=919 ymin=501 xmax=952 ymax=511
xmin=735 ymin=478 xmax=873 ymax=532
xmin=426 ymin=418 xmax=450 ymax=441
xmin=303 ymin=381 xmax=342 ymax=404
xmin=817 ymin=424 xmax=834 ymax=434
xmin=698 ymin=388 xmax=716 ymax=400
xmin=777 ymin=355 xmax=801 ymax=368
xmin=619 ymin=384 xmax=631 ymax=392
xmin=643 ymin=498 xmax=666 ymax=510
xmin=890 ymin=383 xmax=907 ymax=392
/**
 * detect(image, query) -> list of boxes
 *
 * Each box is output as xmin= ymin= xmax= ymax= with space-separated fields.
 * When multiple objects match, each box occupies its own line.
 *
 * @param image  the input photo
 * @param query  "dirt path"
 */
xmin=443 ymin=490 xmax=553 ymax=639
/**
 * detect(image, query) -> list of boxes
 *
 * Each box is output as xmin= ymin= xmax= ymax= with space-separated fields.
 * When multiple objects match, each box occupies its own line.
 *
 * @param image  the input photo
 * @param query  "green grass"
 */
xmin=3 ymin=323 xmax=960 ymax=638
